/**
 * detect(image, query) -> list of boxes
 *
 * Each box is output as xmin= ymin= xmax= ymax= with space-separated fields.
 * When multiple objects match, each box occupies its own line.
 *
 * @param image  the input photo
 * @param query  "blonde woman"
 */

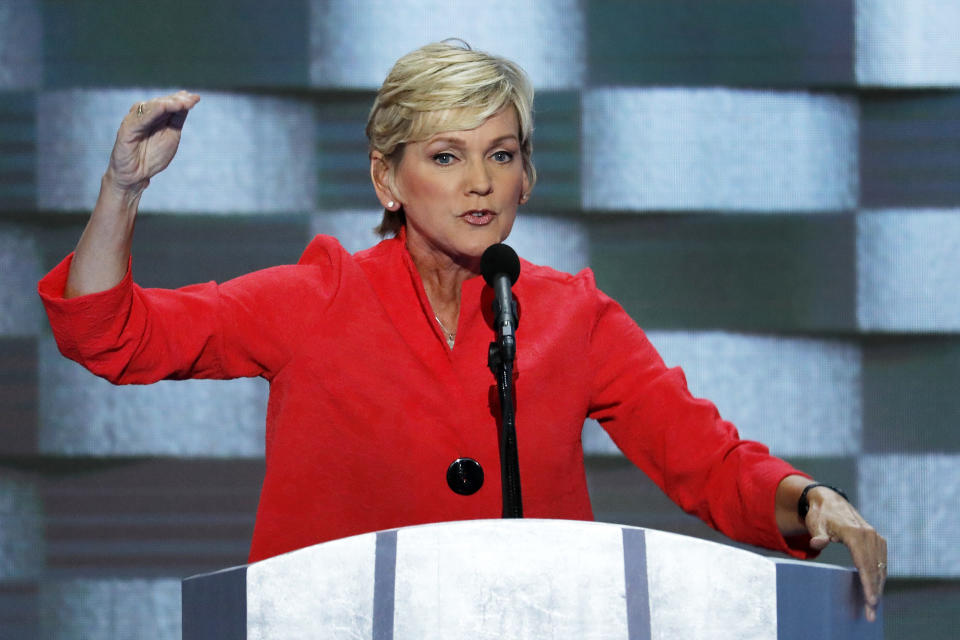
xmin=39 ymin=42 xmax=886 ymax=620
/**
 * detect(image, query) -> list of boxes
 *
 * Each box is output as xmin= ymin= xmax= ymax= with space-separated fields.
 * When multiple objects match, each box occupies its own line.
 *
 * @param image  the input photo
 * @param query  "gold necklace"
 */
xmin=434 ymin=313 xmax=456 ymax=348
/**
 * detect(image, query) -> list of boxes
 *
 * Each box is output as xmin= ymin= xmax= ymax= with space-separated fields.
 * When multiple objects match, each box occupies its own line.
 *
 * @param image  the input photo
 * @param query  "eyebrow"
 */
xmin=426 ymin=134 xmax=520 ymax=149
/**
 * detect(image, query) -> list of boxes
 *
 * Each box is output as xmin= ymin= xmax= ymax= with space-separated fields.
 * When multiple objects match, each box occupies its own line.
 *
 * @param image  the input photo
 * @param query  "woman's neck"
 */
xmin=412 ymin=250 xmax=472 ymax=319
xmin=404 ymin=233 xmax=477 ymax=342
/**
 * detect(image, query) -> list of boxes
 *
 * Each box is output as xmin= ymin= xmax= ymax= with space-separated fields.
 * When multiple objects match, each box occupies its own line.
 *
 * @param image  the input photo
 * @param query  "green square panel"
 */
xmin=585 ymin=454 xmax=727 ymax=543
xmin=585 ymin=454 xmax=853 ymax=566
xmin=862 ymin=336 xmax=960 ymax=453
xmin=882 ymin=580 xmax=960 ymax=640
xmin=0 ymin=92 xmax=35 ymax=211
xmin=587 ymin=0 xmax=854 ymax=87
xmin=781 ymin=456 xmax=858 ymax=508
xmin=42 ymin=458 xmax=263 ymax=577
xmin=860 ymin=91 xmax=960 ymax=208
xmin=130 ymin=214 xmax=312 ymax=288
xmin=37 ymin=213 xmax=311 ymax=288
xmin=0 ymin=582 xmax=38 ymax=639
xmin=43 ymin=0 xmax=310 ymax=88
xmin=315 ymin=91 xmax=377 ymax=210
xmin=528 ymin=91 xmax=580 ymax=212
xmin=587 ymin=213 xmax=857 ymax=331
xmin=0 ymin=337 xmax=37 ymax=456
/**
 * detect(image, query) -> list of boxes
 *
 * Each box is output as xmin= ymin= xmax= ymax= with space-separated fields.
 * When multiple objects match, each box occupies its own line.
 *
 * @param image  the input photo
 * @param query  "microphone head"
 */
xmin=481 ymin=243 xmax=521 ymax=287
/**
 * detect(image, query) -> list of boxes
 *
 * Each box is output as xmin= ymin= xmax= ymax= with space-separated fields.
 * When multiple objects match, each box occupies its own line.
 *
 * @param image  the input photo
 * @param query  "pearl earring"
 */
xmin=387 ymin=201 xmax=395 ymax=208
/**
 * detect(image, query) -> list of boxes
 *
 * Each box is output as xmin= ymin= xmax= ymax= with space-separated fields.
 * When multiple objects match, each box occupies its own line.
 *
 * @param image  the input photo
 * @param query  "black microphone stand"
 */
xmin=488 ymin=293 xmax=522 ymax=518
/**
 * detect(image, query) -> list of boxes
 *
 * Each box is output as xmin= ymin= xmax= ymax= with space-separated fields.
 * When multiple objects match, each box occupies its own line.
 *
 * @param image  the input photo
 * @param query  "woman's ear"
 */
xmin=519 ymin=167 xmax=531 ymax=205
xmin=370 ymin=151 xmax=398 ymax=209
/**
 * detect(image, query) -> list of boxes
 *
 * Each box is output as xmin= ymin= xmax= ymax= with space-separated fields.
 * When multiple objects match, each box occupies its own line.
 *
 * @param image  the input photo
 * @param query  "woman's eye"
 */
xmin=492 ymin=150 xmax=514 ymax=163
xmin=433 ymin=152 xmax=455 ymax=165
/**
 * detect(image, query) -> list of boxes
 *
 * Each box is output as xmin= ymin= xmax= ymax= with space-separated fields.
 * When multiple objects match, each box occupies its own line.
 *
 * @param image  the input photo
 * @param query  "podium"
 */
xmin=182 ymin=519 xmax=881 ymax=639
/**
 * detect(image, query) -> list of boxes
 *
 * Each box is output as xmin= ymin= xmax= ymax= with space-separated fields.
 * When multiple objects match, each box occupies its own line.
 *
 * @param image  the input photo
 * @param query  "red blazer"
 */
xmin=39 ymin=231 xmax=811 ymax=563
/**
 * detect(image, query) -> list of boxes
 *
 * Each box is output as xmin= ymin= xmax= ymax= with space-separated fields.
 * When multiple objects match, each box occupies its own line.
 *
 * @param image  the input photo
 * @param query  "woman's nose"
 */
xmin=465 ymin=161 xmax=493 ymax=196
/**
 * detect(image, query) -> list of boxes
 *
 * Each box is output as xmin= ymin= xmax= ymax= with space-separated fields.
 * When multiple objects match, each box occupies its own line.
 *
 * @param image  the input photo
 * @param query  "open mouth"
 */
xmin=462 ymin=210 xmax=495 ymax=225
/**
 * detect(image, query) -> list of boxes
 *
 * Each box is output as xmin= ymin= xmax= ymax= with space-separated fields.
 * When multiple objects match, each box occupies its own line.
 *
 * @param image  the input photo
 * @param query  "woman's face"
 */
xmin=380 ymin=107 xmax=529 ymax=270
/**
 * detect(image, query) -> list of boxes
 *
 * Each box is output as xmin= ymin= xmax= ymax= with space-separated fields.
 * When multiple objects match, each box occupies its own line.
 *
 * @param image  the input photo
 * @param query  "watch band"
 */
xmin=797 ymin=482 xmax=849 ymax=522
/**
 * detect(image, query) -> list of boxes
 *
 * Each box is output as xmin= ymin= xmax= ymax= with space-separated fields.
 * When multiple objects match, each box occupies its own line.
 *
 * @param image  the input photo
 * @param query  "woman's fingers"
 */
xmin=129 ymin=90 xmax=200 ymax=116
xmin=124 ymin=91 xmax=199 ymax=136
xmin=843 ymin=522 xmax=886 ymax=622
xmin=108 ymin=91 xmax=200 ymax=190
xmin=804 ymin=497 xmax=887 ymax=622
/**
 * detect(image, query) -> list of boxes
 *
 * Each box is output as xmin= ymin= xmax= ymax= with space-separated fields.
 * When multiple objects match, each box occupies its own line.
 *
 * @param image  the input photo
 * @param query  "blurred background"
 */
xmin=1 ymin=0 xmax=959 ymax=637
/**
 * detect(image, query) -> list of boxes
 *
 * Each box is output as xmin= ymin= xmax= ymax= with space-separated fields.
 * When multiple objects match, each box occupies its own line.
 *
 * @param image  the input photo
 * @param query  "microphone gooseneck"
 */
xmin=482 ymin=243 xmax=523 ymax=519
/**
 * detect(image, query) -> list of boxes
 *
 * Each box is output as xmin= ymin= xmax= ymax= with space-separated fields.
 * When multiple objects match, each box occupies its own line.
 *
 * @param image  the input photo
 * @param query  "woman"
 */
xmin=39 ymin=43 xmax=886 ymax=620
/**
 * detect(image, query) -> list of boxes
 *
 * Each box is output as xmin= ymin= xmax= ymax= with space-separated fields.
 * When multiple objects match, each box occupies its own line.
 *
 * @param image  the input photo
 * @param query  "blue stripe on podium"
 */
xmin=776 ymin=561 xmax=878 ymax=639
xmin=373 ymin=530 xmax=398 ymax=640
xmin=181 ymin=566 xmax=247 ymax=640
xmin=622 ymin=527 xmax=652 ymax=640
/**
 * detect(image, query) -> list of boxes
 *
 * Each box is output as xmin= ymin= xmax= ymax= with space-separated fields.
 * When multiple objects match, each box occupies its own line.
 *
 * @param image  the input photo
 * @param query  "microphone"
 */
xmin=481 ymin=242 xmax=523 ymax=518
xmin=481 ymin=243 xmax=521 ymax=362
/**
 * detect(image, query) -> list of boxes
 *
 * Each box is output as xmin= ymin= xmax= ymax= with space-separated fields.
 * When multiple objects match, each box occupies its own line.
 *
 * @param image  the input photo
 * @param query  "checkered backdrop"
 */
xmin=1 ymin=1 xmax=959 ymax=637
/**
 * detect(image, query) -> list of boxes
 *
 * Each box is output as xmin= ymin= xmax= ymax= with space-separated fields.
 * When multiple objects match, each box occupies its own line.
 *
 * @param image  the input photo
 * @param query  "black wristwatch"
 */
xmin=797 ymin=482 xmax=849 ymax=522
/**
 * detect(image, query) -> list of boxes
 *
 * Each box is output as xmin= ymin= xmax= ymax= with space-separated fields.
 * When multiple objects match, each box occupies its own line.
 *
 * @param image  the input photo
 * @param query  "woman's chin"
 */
xmin=466 ymin=219 xmax=512 ymax=246
xmin=462 ymin=232 xmax=510 ymax=258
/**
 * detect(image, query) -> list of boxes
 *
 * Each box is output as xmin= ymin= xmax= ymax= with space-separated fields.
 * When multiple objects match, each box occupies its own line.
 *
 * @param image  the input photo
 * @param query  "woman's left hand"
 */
xmin=802 ymin=485 xmax=887 ymax=622
xmin=776 ymin=475 xmax=887 ymax=622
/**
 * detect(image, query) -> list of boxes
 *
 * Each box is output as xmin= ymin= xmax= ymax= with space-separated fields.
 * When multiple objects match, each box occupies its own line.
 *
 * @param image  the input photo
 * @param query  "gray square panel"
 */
xmin=38 ymin=338 xmax=268 ymax=457
xmin=858 ymin=454 xmax=960 ymax=577
xmin=0 ymin=226 xmax=43 ymax=335
xmin=309 ymin=210 xmax=381 ymax=254
xmin=646 ymin=331 xmax=861 ymax=457
xmin=309 ymin=0 xmax=585 ymax=89
xmin=582 ymin=88 xmax=858 ymax=212
xmin=39 ymin=578 xmax=180 ymax=640
xmin=856 ymin=0 xmax=960 ymax=87
xmin=857 ymin=210 xmax=960 ymax=332
xmin=37 ymin=90 xmax=317 ymax=214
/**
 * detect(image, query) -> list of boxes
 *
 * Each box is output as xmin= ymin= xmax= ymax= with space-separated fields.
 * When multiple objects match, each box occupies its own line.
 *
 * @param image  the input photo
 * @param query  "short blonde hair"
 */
xmin=366 ymin=41 xmax=536 ymax=236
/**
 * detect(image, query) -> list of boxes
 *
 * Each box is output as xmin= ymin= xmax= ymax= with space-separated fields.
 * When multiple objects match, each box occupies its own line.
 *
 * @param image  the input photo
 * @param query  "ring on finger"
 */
xmin=137 ymin=103 xmax=144 ymax=116
xmin=877 ymin=562 xmax=887 ymax=570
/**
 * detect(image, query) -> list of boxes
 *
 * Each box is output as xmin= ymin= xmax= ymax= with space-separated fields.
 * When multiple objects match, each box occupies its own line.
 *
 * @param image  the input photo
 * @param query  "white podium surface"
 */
xmin=183 ymin=519 xmax=881 ymax=639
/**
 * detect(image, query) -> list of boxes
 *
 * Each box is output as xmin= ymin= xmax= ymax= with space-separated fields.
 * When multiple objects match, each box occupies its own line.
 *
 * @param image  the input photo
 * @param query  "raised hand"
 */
xmin=105 ymin=90 xmax=201 ymax=193
xmin=64 ymin=91 xmax=201 ymax=298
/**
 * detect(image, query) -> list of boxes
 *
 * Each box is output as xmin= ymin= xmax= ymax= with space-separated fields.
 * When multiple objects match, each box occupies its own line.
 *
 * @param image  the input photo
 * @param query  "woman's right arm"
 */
xmin=44 ymin=89 xmax=317 ymax=384
xmin=65 ymin=91 xmax=201 ymax=298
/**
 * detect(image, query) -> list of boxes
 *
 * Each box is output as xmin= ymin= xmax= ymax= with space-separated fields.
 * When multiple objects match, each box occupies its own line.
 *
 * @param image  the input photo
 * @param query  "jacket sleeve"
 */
xmin=585 ymin=282 xmax=814 ymax=558
xmin=37 ymin=251 xmax=338 ymax=384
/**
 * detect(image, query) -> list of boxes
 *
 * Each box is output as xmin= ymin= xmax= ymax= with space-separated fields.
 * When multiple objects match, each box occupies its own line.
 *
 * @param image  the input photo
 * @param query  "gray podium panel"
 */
xmin=183 ymin=519 xmax=881 ymax=639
